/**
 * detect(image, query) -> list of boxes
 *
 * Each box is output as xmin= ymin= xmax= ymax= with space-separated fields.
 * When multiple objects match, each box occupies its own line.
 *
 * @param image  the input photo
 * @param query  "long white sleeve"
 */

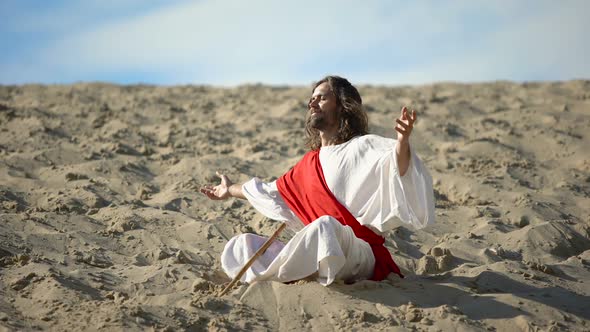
xmin=241 ymin=178 xmax=304 ymax=232
xmin=390 ymin=142 xmax=436 ymax=230
xmin=319 ymin=135 xmax=435 ymax=233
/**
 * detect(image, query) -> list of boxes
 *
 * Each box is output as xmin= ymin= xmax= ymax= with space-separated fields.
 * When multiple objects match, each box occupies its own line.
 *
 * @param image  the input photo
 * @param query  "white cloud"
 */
xmin=1 ymin=0 xmax=589 ymax=85
xmin=42 ymin=1 xmax=388 ymax=68
xmin=355 ymin=2 xmax=590 ymax=84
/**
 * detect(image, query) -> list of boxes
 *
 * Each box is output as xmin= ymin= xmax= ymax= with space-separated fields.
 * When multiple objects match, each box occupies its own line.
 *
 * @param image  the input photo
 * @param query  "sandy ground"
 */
xmin=0 ymin=81 xmax=589 ymax=331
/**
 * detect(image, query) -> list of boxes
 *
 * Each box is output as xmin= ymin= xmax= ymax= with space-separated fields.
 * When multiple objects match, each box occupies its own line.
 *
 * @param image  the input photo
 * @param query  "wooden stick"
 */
xmin=218 ymin=223 xmax=287 ymax=296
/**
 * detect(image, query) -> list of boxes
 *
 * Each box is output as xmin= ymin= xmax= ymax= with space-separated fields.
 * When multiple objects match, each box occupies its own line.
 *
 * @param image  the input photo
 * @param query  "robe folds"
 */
xmin=221 ymin=134 xmax=435 ymax=285
xmin=276 ymin=148 xmax=403 ymax=280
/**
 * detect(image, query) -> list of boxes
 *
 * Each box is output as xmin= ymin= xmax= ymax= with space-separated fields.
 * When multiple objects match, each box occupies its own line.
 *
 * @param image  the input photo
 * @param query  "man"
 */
xmin=201 ymin=76 xmax=435 ymax=285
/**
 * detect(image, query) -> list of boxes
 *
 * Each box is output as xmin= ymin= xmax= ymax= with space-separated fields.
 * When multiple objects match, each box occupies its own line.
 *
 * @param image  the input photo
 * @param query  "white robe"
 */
xmin=221 ymin=135 xmax=435 ymax=285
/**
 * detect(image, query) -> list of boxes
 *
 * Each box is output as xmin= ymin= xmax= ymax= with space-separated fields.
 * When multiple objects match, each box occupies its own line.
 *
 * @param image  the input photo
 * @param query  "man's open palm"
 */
xmin=200 ymin=171 xmax=232 ymax=200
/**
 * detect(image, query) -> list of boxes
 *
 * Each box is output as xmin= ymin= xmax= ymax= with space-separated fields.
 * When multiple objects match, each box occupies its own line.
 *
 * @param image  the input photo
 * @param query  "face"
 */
xmin=307 ymin=82 xmax=340 ymax=131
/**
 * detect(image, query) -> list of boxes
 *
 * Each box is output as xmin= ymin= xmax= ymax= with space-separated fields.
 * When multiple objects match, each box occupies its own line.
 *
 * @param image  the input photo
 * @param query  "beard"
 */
xmin=309 ymin=113 xmax=326 ymax=130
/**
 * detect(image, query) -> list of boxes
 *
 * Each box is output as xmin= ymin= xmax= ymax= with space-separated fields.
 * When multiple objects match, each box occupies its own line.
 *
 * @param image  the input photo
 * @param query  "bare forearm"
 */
xmin=229 ymin=183 xmax=246 ymax=199
xmin=394 ymin=106 xmax=416 ymax=177
xmin=396 ymin=140 xmax=411 ymax=177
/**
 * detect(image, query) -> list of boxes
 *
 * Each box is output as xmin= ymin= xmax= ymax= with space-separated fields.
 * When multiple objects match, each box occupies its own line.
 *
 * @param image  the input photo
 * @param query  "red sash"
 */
xmin=276 ymin=150 xmax=403 ymax=280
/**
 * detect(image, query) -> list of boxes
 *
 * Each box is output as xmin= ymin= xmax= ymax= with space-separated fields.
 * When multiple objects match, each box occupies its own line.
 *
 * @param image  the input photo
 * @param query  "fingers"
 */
xmin=200 ymin=187 xmax=223 ymax=200
xmin=395 ymin=118 xmax=410 ymax=130
xmin=400 ymin=106 xmax=417 ymax=125
xmin=216 ymin=171 xmax=230 ymax=186
xmin=394 ymin=126 xmax=406 ymax=136
xmin=200 ymin=186 xmax=215 ymax=195
xmin=395 ymin=124 xmax=410 ymax=136
xmin=200 ymin=187 xmax=215 ymax=198
xmin=411 ymin=109 xmax=417 ymax=123
xmin=396 ymin=106 xmax=417 ymax=139
xmin=200 ymin=171 xmax=230 ymax=200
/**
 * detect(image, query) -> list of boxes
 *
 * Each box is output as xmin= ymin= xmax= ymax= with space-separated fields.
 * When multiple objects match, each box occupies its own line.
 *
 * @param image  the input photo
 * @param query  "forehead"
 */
xmin=312 ymin=82 xmax=332 ymax=97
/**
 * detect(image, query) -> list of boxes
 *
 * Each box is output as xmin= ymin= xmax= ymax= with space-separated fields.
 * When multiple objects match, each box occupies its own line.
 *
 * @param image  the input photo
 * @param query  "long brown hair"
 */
xmin=305 ymin=75 xmax=369 ymax=150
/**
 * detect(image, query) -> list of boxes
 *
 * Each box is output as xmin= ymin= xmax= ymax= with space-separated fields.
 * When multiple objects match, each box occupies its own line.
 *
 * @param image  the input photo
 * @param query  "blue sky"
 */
xmin=1 ymin=0 xmax=589 ymax=85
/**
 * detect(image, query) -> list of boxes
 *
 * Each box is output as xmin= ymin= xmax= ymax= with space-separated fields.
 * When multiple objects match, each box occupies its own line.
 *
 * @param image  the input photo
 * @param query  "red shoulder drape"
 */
xmin=276 ymin=150 xmax=403 ymax=280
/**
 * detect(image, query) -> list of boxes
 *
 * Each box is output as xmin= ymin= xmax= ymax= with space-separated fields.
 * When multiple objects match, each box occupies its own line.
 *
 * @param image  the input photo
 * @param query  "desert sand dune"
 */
xmin=0 ymin=81 xmax=589 ymax=331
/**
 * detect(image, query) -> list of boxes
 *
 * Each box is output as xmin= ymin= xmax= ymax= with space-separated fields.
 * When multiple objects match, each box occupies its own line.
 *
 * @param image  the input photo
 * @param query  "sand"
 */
xmin=0 ymin=80 xmax=589 ymax=331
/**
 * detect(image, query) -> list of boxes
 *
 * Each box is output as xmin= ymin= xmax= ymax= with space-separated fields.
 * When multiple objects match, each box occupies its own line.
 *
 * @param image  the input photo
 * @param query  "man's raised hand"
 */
xmin=395 ymin=106 xmax=417 ymax=143
xmin=200 ymin=171 xmax=233 ymax=200
xmin=394 ymin=106 xmax=416 ymax=176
